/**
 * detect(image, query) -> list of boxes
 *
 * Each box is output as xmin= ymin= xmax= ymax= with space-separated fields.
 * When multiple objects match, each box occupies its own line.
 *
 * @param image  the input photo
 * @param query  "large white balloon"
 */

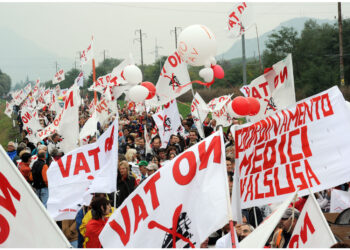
xmin=124 ymin=65 xmax=142 ymax=85
xmin=177 ymin=24 xmax=217 ymax=67
xmin=128 ymin=85 xmax=149 ymax=103
xmin=199 ymin=68 xmax=214 ymax=82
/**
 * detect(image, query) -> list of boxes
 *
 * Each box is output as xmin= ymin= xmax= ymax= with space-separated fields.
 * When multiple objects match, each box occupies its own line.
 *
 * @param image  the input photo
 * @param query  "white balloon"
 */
xmin=177 ymin=24 xmax=217 ymax=67
xmin=199 ymin=68 xmax=214 ymax=82
xmin=209 ymin=56 xmax=216 ymax=66
xmin=124 ymin=65 xmax=142 ymax=85
xmin=128 ymin=85 xmax=149 ymax=103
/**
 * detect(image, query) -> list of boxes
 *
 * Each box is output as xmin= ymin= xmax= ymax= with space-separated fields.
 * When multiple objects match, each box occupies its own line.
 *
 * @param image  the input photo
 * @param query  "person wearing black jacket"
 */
xmin=109 ymin=161 xmax=136 ymax=208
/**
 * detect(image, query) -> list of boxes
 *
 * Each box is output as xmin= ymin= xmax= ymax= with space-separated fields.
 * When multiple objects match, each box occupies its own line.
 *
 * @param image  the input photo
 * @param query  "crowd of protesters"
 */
xmin=6 ymin=98 xmax=350 ymax=248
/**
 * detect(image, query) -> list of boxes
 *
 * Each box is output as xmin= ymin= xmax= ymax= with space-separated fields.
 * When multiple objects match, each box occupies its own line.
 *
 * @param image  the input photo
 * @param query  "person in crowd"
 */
xmin=125 ymin=148 xmax=138 ymax=164
xmin=48 ymin=133 xmax=61 ymax=155
xmin=226 ymin=157 xmax=234 ymax=173
xmin=30 ymin=149 xmax=49 ymax=207
xmin=168 ymin=134 xmax=182 ymax=153
xmin=18 ymin=150 xmax=32 ymax=183
xmin=270 ymin=207 xmax=300 ymax=248
xmin=7 ymin=141 xmax=17 ymax=161
xmin=84 ymin=197 xmax=111 ymax=248
xmin=146 ymin=163 xmax=158 ymax=176
xmin=137 ymin=160 xmax=148 ymax=181
xmin=186 ymin=129 xmax=200 ymax=147
xmin=113 ymin=160 xmax=137 ymax=208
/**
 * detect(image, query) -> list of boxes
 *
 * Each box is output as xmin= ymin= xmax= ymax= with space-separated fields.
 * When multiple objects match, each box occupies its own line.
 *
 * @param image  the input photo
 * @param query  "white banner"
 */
xmin=47 ymin=118 xmax=118 ymax=221
xmin=80 ymin=37 xmax=94 ymax=65
xmin=155 ymin=51 xmax=192 ymax=106
xmin=240 ymin=54 xmax=295 ymax=122
xmin=57 ymin=85 xmax=80 ymax=154
xmin=239 ymin=190 xmax=298 ymax=248
xmin=52 ymin=69 xmax=65 ymax=84
xmin=20 ymin=107 xmax=42 ymax=136
xmin=74 ymin=72 xmax=84 ymax=88
xmin=191 ymin=93 xmax=209 ymax=138
xmin=227 ymin=2 xmax=255 ymax=39
xmin=288 ymin=193 xmax=336 ymax=248
xmin=24 ymin=83 xmax=32 ymax=95
xmin=4 ymin=101 xmax=13 ymax=118
xmin=13 ymin=89 xmax=26 ymax=106
xmin=234 ymin=86 xmax=350 ymax=209
xmin=211 ymin=95 xmax=234 ymax=127
xmin=99 ymin=130 xmax=230 ymax=248
xmin=79 ymin=111 xmax=98 ymax=142
xmin=153 ymin=100 xmax=183 ymax=148
xmin=330 ymin=189 xmax=350 ymax=213
xmin=0 ymin=146 xmax=71 ymax=247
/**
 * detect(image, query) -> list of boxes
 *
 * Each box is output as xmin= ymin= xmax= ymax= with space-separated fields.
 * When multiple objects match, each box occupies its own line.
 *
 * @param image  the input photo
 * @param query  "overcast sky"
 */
xmin=0 ymin=1 xmax=349 ymax=70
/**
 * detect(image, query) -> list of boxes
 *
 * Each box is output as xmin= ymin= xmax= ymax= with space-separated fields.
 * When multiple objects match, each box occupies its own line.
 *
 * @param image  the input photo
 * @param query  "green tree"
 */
xmin=0 ymin=69 xmax=11 ymax=97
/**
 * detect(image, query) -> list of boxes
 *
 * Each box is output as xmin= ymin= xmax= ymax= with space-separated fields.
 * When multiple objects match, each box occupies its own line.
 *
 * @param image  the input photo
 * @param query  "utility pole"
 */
xmin=338 ymin=2 xmax=345 ymax=86
xmin=171 ymin=27 xmax=182 ymax=49
xmin=134 ymin=29 xmax=147 ymax=66
xmin=150 ymin=38 xmax=163 ymax=72
xmin=102 ymin=50 xmax=109 ymax=61
xmin=242 ymin=32 xmax=247 ymax=85
xmin=55 ymin=61 xmax=58 ymax=72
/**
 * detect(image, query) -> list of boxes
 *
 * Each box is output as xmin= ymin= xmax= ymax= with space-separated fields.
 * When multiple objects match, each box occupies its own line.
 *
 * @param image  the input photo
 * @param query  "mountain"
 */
xmin=217 ymin=17 xmax=335 ymax=61
xmin=0 ymin=27 xmax=74 ymax=86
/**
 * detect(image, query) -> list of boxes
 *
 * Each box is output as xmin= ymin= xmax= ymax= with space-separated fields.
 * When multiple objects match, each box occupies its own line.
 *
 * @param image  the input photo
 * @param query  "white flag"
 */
xmin=74 ymin=72 xmax=84 ymax=87
xmin=191 ymin=92 xmax=209 ymax=138
xmin=210 ymin=95 xmax=234 ymax=127
xmin=330 ymin=189 xmax=350 ymax=213
xmin=47 ymin=118 xmax=118 ymax=221
xmin=0 ymin=146 xmax=71 ymax=247
xmin=227 ymin=2 xmax=255 ymax=39
xmin=20 ymin=107 xmax=42 ymax=136
xmin=58 ymin=85 xmax=80 ymax=154
xmin=155 ymin=51 xmax=192 ymax=106
xmin=4 ymin=101 xmax=13 ymax=118
xmin=80 ymin=37 xmax=94 ymax=65
xmin=99 ymin=130 xmax=230 ymax=248
xmin=52 ymin=69 xmax=65 ymax=84
xmin=240 ymin=54 xmax=295 ymax=122
xmin=79 ymin=111 xmax=98 ymax=141
xmin=152 ymin=100 xmax=183 ymax=148
xmin=288 ymin=193 xmax=336 ymax=248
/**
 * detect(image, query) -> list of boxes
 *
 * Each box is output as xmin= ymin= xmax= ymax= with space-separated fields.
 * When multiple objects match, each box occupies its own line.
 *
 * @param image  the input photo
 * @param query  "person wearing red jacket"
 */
xmin=85 ymin=197 xmax=111 ymax=248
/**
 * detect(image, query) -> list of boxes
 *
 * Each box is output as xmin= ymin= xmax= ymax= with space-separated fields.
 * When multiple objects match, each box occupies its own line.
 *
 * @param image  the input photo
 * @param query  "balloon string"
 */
xmin=175 ymin=78 xmax=215 ymax=93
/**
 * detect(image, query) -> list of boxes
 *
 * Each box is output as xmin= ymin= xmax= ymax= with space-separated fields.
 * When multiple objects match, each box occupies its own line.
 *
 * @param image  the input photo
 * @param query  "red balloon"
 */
xmin=232 ymin=96 xmax=250 ymax=116
xmin=246 ymin=97 xmax=260 ymax=116
xmin=141 ymin=81 xmax=156 ymax=100
xmin=212 ymin=65 xmax=225 ymax=79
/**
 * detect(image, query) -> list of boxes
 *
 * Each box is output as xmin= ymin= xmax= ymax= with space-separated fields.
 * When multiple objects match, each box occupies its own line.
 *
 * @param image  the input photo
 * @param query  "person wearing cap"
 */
xmin=270 ymin=207 xmax=300 ymax=248
xmin=146 ymin=163 xmax=158 ymax=176
xmin=7 ymin=141 xmax=17 ymax=161
xmin=137 ymin=160 xmax=148 ymax=181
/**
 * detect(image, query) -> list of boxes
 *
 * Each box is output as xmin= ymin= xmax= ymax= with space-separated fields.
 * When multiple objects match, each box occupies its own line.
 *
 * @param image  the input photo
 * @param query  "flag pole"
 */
xmin=190 ymin=85 xmax=205 ymax=138
xmin=93 ymin=58 xmax=97 ymax=105
xmin=220 ymin=127 xmax=237 ymax=248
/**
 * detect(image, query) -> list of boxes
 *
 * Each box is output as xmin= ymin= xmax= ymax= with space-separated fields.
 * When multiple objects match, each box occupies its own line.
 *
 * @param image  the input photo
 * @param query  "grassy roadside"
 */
xmin=0 ymin=99 xmax=21 ymax=148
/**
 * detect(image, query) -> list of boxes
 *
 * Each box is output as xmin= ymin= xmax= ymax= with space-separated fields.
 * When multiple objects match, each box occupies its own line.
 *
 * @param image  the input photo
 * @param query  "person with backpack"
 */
xmin=31 ymin=149 xmax=49 ymax=208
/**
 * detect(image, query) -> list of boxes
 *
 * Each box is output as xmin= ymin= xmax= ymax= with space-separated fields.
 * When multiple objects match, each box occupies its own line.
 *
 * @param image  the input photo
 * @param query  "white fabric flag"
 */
xmin=79 ymin=111 xmax=98 ymax=142
xmin=144 ymin=125 xmax=152 ymax=155
xmin=52 ymin=69 xmax=65 ymax=84
xmin=58 ymin=85 xmax=80 ymax=154
xmin=191 ymin=92 xmax=209 ymax=138
xmin=227 ymin=2 xmax=255 ymax=39
xmin=152 ymin=100 xmax=183 ymax=148
xmin=99 ymin=130 xmax=230 ymax=248
xmin=288 ymin=192 xmax=336 ymax=248
xmin=330 ymin=189 xmax=350 ymax=213
xmin=0 ymin=146 xmax=71 ymax=247
xmin=4 ymin=101 xmax=13 ymax=118
xmin=234 ymin=86 xmax=350 ymax=209
xmin=47 ymin=118 xmax=118 ymax=221
xmin=239 ymin=190 xmax=298 ymax=248
xmin=20 ymin=107 xmax=42 ymax=136
xmin=24 ymin=83 xmax=32 ymax=95
xmin=13 ymin=89 xmax=26 ymax=105
xmin=210 ymin=95 xmax=234 ymax=127
xmin=80 ymin=37 xmax=94 ymax=65
xmin=155 ymin=51 xmax=192 ymax=106
xmin=240 ymin=54 xmax=295 ymax=123
xmin=74 ymin=72 xmax=84 ymax=88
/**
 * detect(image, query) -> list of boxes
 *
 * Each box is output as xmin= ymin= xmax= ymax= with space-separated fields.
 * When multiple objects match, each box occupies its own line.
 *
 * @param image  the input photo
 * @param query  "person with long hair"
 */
xmin=84 ymin=197 xmax=111 ymax=248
